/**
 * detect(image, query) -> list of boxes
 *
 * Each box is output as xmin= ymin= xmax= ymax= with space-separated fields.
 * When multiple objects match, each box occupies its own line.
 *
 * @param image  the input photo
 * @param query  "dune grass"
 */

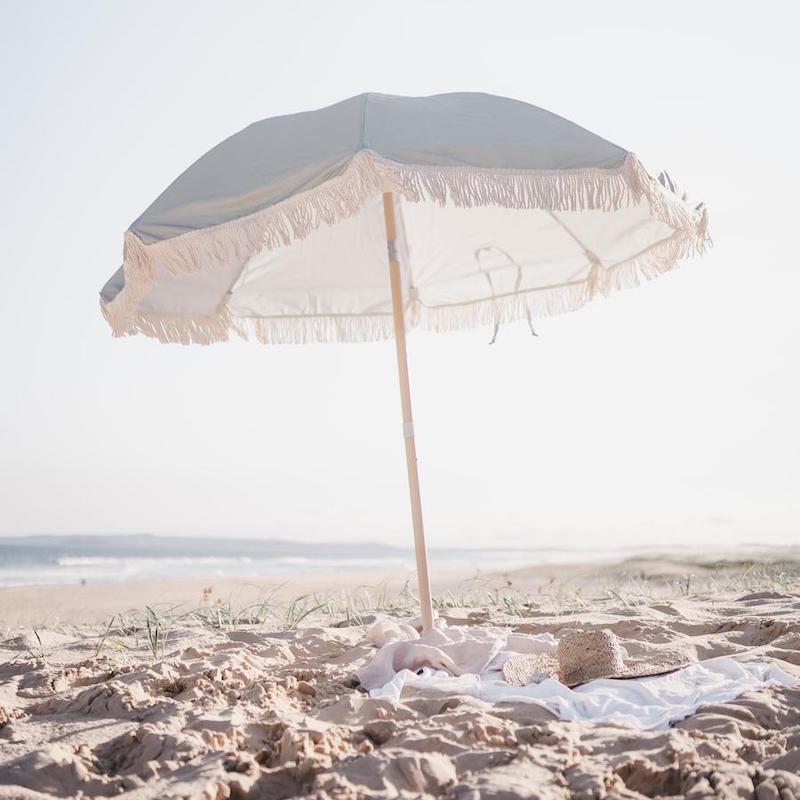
xmin=61 ymin=559 xmax=797 ymax=661
xmin=7 ymin=559 xmax=796 ymax=663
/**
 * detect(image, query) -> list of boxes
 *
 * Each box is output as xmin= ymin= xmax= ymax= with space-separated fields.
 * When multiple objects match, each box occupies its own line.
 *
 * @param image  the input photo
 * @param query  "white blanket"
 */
xmin=357 ymin=622 xmax=797 ymax=730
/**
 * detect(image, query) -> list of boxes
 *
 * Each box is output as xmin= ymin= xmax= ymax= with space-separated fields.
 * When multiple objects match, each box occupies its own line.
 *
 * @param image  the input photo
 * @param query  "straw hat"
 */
xmin=502 ymin=629 xmax=692 ymax=688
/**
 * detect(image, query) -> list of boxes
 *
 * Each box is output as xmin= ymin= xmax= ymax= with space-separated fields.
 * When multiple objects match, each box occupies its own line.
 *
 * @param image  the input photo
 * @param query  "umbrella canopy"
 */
xmin=100 ymin=92 xmax=708 ymax=345
xmin=100 ymin=92 xmax=709 ymax=630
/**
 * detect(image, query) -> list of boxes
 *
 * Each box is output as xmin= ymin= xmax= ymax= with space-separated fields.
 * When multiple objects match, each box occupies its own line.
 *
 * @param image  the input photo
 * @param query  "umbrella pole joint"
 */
xmin=382 ymin=191 xmax=435 ymax=632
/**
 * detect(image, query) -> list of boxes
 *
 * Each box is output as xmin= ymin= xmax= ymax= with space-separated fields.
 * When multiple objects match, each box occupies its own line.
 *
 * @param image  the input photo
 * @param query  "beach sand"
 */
xmin=1 ymin=557 xmax=800 ymax=798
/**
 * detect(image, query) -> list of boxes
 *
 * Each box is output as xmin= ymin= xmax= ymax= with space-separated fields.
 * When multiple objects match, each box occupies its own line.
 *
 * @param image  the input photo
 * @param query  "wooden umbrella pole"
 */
xmin=382 ymin=191 xmax=435 ymax=631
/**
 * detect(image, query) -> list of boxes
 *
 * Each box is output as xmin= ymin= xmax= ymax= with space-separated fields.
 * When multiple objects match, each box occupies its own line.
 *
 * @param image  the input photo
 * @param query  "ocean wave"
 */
xmin=56 ymin=556 xmax=254 ymax=567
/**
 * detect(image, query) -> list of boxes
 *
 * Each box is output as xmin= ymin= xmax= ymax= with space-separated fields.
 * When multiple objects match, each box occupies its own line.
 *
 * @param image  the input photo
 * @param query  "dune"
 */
xmin=1 ymin=561 xmax=799 ymax=798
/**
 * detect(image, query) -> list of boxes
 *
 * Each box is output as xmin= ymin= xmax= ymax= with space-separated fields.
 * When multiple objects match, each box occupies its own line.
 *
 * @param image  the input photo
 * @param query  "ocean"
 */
xmin=0 ymin=534 xmax=664 ymax=588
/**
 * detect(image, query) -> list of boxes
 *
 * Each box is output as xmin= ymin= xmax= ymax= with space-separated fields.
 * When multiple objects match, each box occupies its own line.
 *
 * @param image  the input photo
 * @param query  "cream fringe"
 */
xmin=101 ymin=151 xmax=710 ymax=345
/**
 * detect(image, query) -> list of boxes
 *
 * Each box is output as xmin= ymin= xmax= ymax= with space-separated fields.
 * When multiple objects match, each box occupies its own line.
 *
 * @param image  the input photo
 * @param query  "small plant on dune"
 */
xmin=94 ymin=615 xmax=117 ymax=658
xmin=143 ymin=605 xmax=181 ymax=660
xmin=191 ymin=598 xmax=233 ymax=630
xmin=546 ymin=585 xmax=588 ymax=616
xmin=24 ymin=627 xmax=46 ymax=661
xmin=283 ymin=593 xmax=333 ymax=630
xmin=736 ymin=561 xmax=795 ymax=593
xmin=187 ymin=581 xmax=292 ymax=628
xmin=500 ymin=591 xmax=542 ymax=616
xmin=231 ymin=600 xmax=274 ymax=626
xmin=331 ymin=591 xmax=369 ymax=627
xmin=429 ymin=583 xmax=541 ymax=618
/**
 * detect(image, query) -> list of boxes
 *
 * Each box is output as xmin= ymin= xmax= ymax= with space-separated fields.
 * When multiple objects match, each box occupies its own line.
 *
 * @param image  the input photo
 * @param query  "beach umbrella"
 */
xmin=100 ymin=92 xmax=709 ymax=631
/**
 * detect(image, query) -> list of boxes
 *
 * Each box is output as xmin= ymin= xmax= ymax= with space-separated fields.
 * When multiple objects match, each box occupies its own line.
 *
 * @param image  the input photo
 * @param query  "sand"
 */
xmin=0 ymin=566 xmax=478 ymax=631
xmin=1 ymin=557 xmax=800 ymax=799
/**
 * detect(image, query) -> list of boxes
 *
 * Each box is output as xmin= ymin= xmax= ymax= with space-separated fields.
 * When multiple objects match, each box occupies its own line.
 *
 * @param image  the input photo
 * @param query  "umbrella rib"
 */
xmin=546 ymin=210 xmax=689 ymax=276
xmin=545 ymin=210 xmax=606 ymax=273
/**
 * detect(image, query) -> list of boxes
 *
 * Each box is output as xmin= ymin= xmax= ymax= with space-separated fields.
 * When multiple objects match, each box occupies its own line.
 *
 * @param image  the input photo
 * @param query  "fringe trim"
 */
xmin=101 ymin=151 xmax=710 ymax=345
xmin=390 ymin=157 xmax=636 ymax=213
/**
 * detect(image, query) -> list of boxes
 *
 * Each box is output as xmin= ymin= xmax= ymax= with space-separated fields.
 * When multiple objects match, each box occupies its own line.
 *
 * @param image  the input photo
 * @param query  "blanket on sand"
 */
xmin=357 ymin=621 xmax=797 ymax=730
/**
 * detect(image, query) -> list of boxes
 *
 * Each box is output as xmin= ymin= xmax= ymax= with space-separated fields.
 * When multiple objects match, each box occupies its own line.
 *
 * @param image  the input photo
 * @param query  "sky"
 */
xmin=0 ymin=1 xmax=798 ymax=551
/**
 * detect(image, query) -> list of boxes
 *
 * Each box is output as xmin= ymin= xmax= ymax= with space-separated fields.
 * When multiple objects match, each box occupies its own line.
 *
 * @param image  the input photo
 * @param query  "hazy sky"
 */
xmin=1 ymin=1 xmax=798 ymax=550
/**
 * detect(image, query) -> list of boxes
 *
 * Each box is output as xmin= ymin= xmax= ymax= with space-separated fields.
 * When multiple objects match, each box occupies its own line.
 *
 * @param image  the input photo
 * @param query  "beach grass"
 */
xmin=39 ymin=558 xmax=792 ymax=662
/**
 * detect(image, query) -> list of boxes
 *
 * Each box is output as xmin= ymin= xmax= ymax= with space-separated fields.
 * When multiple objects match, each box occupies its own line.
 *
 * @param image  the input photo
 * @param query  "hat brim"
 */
xmin=503 ymin=651 xmax=694 ymax=689
xmin=501 ymin=653 xmax=560 ymax=687
xmin=561 ymin=651 xmax=694 ymax=687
